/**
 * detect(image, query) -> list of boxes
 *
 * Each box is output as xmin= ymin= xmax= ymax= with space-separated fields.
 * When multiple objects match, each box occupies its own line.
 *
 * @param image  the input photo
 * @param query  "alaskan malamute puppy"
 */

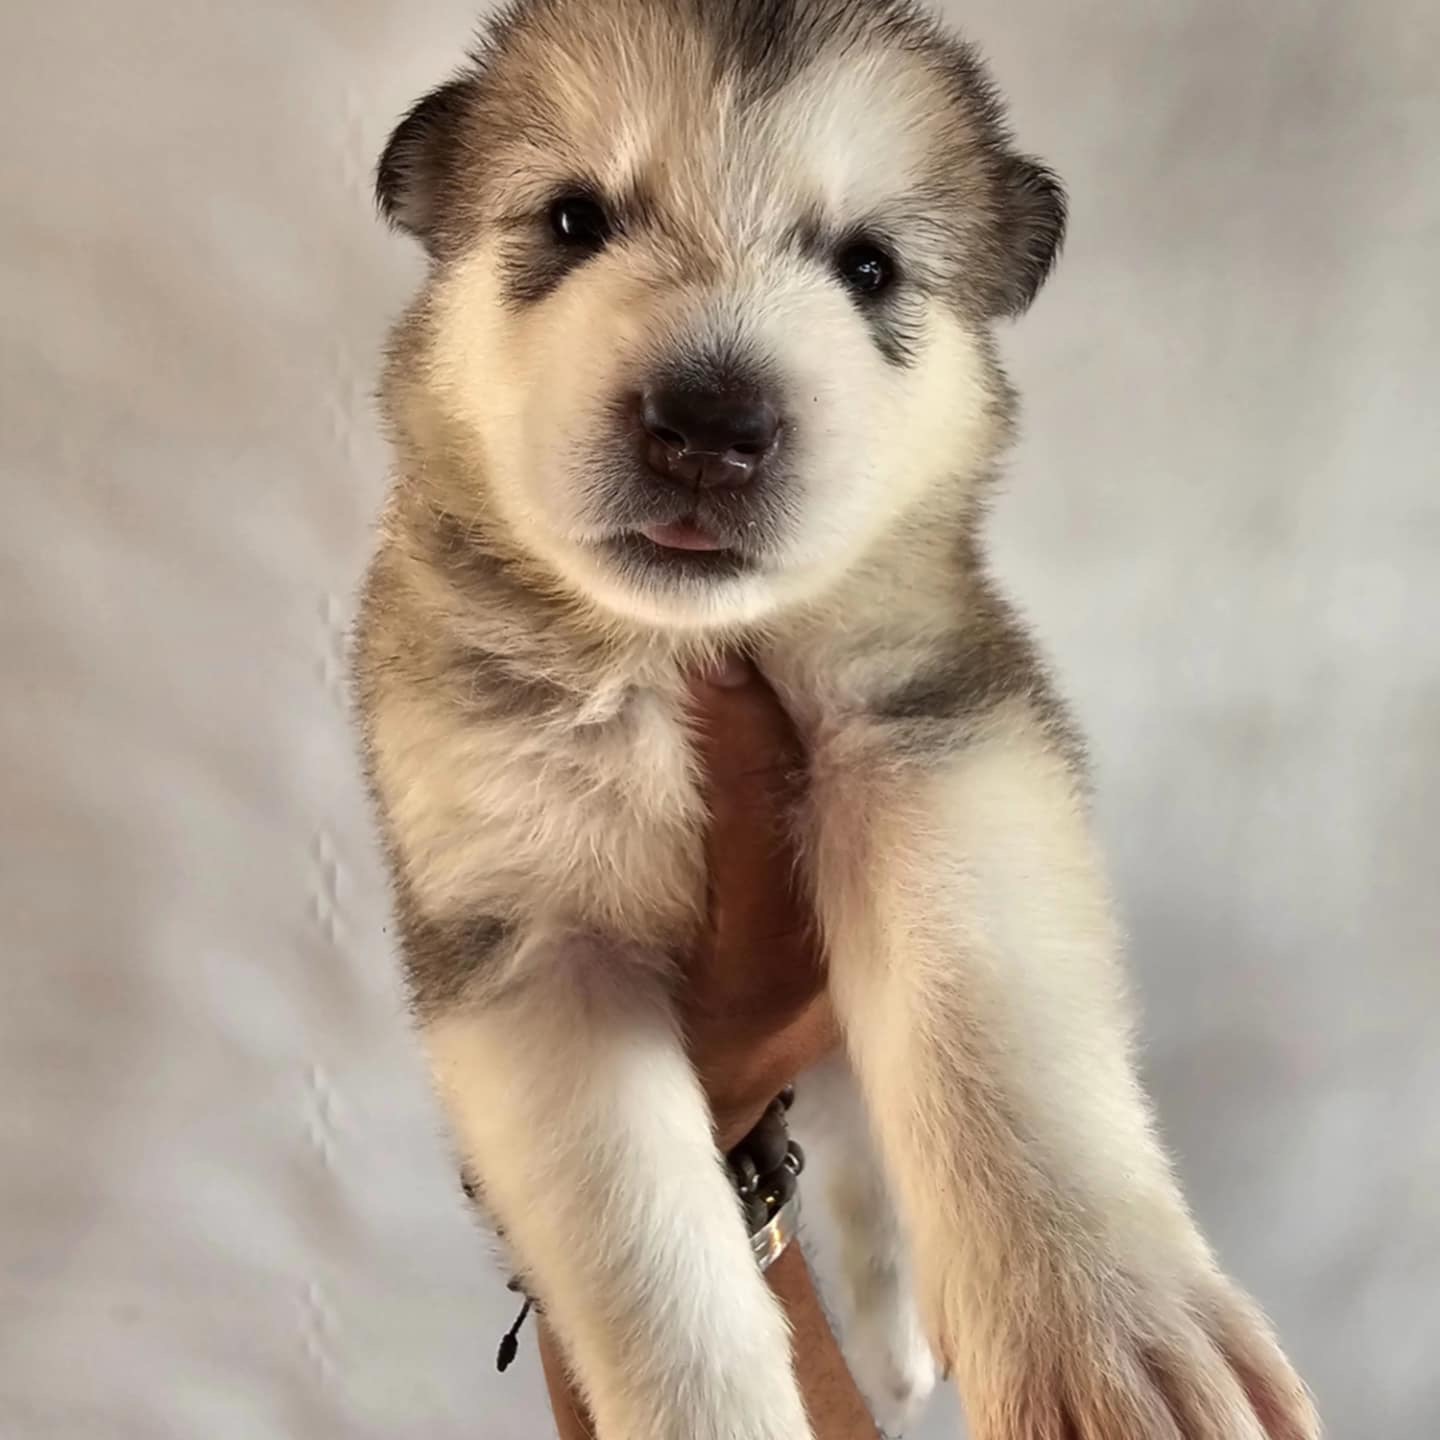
xmin=353 ymin=2 xmax=1318 ymax=1437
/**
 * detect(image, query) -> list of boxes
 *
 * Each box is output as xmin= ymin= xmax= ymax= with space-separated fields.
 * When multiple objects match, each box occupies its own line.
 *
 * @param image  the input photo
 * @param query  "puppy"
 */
xmin=353 ymin=2 xmax=1319 ymax=1437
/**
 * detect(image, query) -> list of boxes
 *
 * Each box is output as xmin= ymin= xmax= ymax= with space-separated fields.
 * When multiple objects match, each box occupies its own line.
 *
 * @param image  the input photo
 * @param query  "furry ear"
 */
xmin=991 ymin=154 xmax=1067 ymax=316
xmin=375 ymin=77 xmax=474 ymax=252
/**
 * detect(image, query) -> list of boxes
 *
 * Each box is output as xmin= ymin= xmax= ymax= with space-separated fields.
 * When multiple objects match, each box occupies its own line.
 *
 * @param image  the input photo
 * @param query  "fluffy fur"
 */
xmin=352 ymin=2 xmax=1319 ymax=1436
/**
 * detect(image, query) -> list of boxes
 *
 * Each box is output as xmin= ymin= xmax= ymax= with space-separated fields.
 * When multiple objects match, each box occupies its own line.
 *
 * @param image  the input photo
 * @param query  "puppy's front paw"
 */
xmin=846 ymin=1285 xmax=936 ymax=1436
xmin=956 ymin=1270 xmax=1318 ymax=1440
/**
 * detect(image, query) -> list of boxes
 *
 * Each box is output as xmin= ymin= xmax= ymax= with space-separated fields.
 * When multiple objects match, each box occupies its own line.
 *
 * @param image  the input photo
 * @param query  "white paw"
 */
xmin=846 ymin=1290 xmax=938 ymax=1436
xmin=942 ymin=1266 xmax=1319 ymax=1440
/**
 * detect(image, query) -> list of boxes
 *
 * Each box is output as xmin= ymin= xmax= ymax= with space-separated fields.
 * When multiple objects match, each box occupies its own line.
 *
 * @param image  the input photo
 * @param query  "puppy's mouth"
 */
xmin=603 ymin=519 xmax=750 ymax=580
xmin=638 ymin=519 xmax=726 ymax=553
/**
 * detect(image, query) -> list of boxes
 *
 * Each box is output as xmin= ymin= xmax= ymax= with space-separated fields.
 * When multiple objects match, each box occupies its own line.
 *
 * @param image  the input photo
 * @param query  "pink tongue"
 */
xmin=642 ymin=521 xmax=723 ymax=552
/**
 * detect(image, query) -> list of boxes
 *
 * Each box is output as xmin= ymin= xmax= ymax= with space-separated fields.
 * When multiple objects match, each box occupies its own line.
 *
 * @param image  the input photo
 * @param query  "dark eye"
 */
xmin=549 ymin=195 xmax=611 ymax=250
xmin=836 ymin=241 xmax=897 ymax=298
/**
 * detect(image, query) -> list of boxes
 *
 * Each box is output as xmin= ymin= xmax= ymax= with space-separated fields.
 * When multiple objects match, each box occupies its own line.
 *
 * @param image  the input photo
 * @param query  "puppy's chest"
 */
xmin=394 ymin=679 xmax=707 ymax=942
xmin=393 ymin=643 xmax=889 ymax=942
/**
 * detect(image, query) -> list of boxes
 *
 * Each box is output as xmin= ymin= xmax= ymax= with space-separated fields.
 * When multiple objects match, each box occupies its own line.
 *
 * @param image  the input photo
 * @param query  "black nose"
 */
xmin=640 ymin=385 xmax=780 ymax=490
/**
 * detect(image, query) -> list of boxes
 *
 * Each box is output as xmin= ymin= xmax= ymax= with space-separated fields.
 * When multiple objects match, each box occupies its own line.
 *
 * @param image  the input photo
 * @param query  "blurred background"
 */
xmin=2 ymin=1 xmax=1436 ymax=1436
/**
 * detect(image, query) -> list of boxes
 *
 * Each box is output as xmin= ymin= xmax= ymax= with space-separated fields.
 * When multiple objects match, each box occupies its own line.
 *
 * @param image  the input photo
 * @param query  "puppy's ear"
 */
xmin=376 ymin=77 xmax=474 ymax=253
xmin=991 ymin=154 xmax=1067 ymax=317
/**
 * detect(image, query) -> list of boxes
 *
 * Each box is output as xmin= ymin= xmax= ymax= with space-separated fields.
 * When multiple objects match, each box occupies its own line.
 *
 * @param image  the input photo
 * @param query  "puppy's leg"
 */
xmin=811 ymin=720 xmax=1318 ymax=1440
xmin=424 ymin=934 xmax=812 ymax=1440
xmin=792 ymin=1057 xmax=935 ymax=1435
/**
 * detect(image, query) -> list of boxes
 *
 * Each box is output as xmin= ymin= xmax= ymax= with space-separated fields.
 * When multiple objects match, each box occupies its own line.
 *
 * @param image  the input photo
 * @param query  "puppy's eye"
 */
xmin=836 ymin=242 xmax=897 ymax=298
xmin=549 ymin=195 xmax=611 ymax=250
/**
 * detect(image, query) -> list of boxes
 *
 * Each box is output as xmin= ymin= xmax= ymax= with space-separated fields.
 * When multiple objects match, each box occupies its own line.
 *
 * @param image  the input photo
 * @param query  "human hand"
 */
xmin=682 ymin=654 xmax=840 ymax=1151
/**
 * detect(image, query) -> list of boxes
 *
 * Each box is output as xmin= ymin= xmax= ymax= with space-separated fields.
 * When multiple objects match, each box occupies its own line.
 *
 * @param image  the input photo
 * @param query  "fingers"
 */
xmin=683 ymin=653 xmax=836 ymax=1148
xmin=686 ymin=654 xmax=805 ymax=915
xmin=687 ymin=653 xmax=803 ymax=802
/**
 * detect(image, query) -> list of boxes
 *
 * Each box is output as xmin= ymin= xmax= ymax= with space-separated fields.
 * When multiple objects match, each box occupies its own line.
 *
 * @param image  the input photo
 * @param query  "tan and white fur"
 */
xmin=352 ymin=2 xmax=1319 ymax=1437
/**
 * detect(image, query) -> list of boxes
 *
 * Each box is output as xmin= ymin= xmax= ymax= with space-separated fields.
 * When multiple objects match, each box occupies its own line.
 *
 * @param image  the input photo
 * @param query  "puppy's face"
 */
xmin=380 ymin=0 xmax=1064 ymax=629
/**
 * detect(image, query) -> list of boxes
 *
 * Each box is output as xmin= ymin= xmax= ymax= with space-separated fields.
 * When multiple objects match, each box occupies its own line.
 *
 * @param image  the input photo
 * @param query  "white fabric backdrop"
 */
xmin=3 ymin=2 xmax=1436 ymax=1436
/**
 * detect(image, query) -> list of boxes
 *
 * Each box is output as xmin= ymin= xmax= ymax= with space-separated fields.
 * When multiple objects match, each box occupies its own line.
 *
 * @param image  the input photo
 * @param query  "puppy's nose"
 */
xmin=640 ymin=386 xmax=780 ymax=490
